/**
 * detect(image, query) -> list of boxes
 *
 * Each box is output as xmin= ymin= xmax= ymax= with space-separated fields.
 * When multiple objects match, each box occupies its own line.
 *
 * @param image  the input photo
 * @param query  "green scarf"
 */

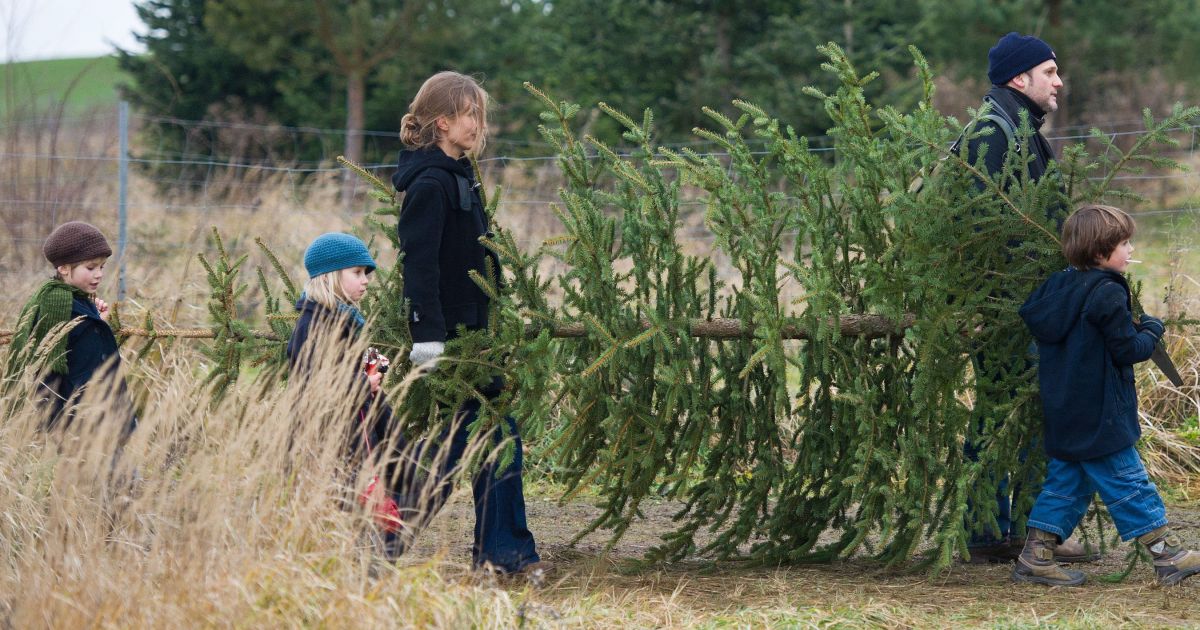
xmin=7 ymin=279 xmax=92 ymax=377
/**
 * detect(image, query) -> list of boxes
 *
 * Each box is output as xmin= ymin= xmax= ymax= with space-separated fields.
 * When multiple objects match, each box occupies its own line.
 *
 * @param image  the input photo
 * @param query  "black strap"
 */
xmin=949 ymin=96 xmax=1020 ymax=155
xmin=454 ymin=173 xmax=473 ymax=212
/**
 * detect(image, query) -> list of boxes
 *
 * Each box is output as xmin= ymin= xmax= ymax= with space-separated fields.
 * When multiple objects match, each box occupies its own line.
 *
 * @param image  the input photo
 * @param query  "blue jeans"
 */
xmin=964 ymin=344 xmax=1039 ymax=546
xmin=422 ymin=398 xmax=540 ymax=573
xmin=1027 ymin=445 xmax=1168 ymax=541
xmin=964 ymin=437 xmax=1018 ymax=545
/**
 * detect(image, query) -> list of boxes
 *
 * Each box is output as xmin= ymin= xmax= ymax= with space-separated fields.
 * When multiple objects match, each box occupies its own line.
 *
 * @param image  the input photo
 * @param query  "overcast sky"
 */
xmin=1 ymin=0 xmax=143 ymax=63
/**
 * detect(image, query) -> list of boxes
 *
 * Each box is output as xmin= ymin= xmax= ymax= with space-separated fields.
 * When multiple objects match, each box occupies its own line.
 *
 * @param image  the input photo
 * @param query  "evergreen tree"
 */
xmin=483 ymin=47 xmax=1198 ymax=567
xmin=116 ymin=0 xmax=296 ymax=187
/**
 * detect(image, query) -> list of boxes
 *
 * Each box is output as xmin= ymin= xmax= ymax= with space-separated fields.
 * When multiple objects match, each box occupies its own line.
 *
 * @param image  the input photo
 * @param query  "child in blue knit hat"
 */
xmin=286 ymin=232 xmax=411 ymax=558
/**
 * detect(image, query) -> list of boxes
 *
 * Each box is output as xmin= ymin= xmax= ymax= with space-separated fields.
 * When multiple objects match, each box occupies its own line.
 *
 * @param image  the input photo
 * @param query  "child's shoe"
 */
xmin=1138 ymin=526 xmax=1200 ymax=586
xmin=1012 ymin=528 xmax=1086 ymax=586
xmin=1008 ymin=534 xmax=1101 ymax=563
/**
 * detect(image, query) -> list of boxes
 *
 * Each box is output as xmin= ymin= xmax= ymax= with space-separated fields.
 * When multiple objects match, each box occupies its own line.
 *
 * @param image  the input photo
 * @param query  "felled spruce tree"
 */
xmin=504 ymin=45 xmax=1198 ymax=569
xmin=199 ymin=228 xmax=294 ymax=401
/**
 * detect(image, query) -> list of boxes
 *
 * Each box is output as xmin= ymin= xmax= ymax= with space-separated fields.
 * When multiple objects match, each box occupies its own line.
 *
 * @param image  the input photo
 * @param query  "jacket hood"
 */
xmin=1019 ymin=268 xmax=1125 ymax=343
xmin=391 ymin=147 xmax=470 ymax=192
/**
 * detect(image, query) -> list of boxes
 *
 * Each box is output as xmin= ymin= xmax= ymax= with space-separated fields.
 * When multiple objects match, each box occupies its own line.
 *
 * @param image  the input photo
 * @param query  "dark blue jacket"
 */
xmin=1019 ymin=268 xmax=1159 ymax=460
xmin=392 ymin=147 xmax=500 ymax=343
xmin=286 ymin=299 xmax=400 ymax=476
xmin=42 ymin=297 xmax=133 ymax=433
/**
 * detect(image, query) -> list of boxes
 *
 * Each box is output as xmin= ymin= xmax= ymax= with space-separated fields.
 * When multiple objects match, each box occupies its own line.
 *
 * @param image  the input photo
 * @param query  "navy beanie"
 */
xmin=303 ymin=232 xmax=377 ymax=278
xmin=988 ymin=32 xmax=1056 ymax=85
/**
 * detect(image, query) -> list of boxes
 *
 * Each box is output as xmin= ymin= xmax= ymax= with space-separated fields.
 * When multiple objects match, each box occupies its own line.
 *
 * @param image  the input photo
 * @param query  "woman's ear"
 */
xmin=435 ymin=116 xmax=450 ymax=133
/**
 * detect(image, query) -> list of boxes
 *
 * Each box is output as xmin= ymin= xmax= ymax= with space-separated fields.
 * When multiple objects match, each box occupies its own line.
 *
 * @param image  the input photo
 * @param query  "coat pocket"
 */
xmin=443 ymin=303 xmax=480 ymax=329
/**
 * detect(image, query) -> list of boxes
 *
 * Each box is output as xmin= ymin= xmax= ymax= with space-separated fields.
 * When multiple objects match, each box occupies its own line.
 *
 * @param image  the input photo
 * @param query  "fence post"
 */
xmin=118 ymin=100 xmax=129 ymax=301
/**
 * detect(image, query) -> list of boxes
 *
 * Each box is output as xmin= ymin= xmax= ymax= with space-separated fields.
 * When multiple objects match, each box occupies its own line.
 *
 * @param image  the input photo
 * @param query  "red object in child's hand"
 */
xmin=358 ymin=476 xmax=404 ymax=533
xmin=362 ymin=347 xmax=390 ymax=376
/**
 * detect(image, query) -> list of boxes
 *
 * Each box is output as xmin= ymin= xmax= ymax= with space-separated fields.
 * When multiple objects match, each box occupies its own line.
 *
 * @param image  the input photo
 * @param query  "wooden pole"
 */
xmin=0 ymin=314 xmax=914 ymax=346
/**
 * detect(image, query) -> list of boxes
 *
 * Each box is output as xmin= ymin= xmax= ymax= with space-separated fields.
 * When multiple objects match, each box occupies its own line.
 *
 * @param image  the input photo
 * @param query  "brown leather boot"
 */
xmin=1011 ymin=534 xmax=1102 ymax=563
xmin=1053 ymin=536 xmax=1102 ymax=563
xmin=1012 ymin=528 xmax=1086 ymax=586
xmin=1138 ymin=526 xmax=1200 ymax=586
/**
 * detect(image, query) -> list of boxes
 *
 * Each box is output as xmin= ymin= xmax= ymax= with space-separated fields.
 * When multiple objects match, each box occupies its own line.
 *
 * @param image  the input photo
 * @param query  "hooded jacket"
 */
xmin=392 ymin=147 xmax=500 ymax=344
xmin=1019 ymin=268 xmax=1159 ymax=460
xmin=286 ymin=298 xmax=401 ymax=479
xmin=967 ymin=86 xmax=1058 ymax=189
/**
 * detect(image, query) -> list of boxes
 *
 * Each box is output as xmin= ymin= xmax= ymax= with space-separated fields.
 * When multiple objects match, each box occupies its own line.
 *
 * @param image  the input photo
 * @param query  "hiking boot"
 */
xmin=963 ymin=539 xmax=1020 ymax=564
xmin=1010 ymin=535 xmax=1101 ymax=563
xmin=1138 ymin=526 xmax=1200 ymax=586
xmin=1012 ymin=528 xmax=1086 ymax=586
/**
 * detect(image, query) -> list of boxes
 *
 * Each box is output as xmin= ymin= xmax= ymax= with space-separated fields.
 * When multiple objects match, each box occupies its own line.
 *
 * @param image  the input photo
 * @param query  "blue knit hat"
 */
xmin=303 ymin=232 xmax=377 ymax=278
xmin=988 ymin=32 xmax=1056 ymax=85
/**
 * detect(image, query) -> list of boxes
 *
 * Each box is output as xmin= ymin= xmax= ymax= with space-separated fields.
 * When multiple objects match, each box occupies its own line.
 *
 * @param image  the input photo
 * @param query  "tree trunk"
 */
xmin=341 ymin=70 xmax=366 ymax=209
xmin=843 ymin=0 xmax=854 ymax=57
xmin=714 ymin=10 xmax=733 ymax=106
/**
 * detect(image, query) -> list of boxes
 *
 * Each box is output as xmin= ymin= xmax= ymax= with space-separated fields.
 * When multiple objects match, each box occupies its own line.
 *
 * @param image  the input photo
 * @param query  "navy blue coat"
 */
xmin=286 ymin=299 xmax=399 ymax=475
xmin=392 ymin=148 xmax=500 ymax=344
xmin=42 ymin=297 xmax=132 ymax=432
xmin=1019 ymin=268 xmax=1159 ymax=460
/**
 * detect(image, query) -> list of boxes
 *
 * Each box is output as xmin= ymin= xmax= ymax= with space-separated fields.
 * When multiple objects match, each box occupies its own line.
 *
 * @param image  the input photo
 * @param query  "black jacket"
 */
xmin=967 ymin=86 xmax=1058 ymax=189
xmin=1019 ymin=268 xmax=1158 ymax=460
xmin=286 ymin=299 xmax=398 ymax=473
xmin=42 ymin=297 xmax=132 ymax=433
xmin=392 ymin=147 xmax=500 ymax=343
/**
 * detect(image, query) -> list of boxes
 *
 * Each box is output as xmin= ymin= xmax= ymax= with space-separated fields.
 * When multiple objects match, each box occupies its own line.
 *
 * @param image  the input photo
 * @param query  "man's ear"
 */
xmin=1008 ymin=72 xmax=1030 ymax=91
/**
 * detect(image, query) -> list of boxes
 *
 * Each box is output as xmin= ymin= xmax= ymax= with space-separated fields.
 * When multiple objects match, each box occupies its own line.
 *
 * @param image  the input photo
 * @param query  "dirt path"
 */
xmin=406 ymin=487 xmax=1200 ymax=627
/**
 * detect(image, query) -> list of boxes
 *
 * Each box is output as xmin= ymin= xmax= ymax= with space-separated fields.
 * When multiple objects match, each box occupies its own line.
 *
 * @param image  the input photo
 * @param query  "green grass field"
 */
xmin=1 ymin=56 xmax=124 ymax=118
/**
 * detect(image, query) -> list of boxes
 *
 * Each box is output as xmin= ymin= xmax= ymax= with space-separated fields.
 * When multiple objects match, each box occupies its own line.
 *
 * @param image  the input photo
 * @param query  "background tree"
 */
xmin=117 ymin=0 xmax=1200 ymax=170
xmin=116 ymin=0 xmax=292 ymax=188
xmin=205 ymin=0 xmax=416 ymax=205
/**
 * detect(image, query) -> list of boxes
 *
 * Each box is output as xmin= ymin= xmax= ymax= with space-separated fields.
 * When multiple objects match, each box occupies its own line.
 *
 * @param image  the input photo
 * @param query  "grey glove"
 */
xmin=408 ymin=341 xmax=445 ymax=368
xmin=1138 ymin=314 xmax=1165 ymax=340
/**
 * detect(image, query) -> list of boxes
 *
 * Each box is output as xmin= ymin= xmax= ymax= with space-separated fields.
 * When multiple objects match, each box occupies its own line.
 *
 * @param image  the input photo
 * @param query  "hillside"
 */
xmin=1 ymin=55 xmax=124 ymax=118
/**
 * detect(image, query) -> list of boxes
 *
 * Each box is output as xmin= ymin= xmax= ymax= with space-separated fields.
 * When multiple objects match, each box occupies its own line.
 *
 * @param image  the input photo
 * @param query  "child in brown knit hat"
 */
xmin=6 ymin=221 xmax=134 ymax=434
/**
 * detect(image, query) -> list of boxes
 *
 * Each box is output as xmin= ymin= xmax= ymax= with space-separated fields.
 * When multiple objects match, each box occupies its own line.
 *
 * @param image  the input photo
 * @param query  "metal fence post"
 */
xmin=118 ymin=100 xmax=129 ymax=301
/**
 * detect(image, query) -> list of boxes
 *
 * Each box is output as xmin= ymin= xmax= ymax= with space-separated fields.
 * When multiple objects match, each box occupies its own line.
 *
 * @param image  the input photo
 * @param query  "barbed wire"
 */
xmin=3 ymin=112 xmax=1197 ymax=275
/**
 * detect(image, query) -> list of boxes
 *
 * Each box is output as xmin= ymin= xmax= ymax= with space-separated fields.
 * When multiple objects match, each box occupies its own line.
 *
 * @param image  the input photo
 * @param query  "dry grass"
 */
xmin=0 ymin=329 xmax=529 ymax=628
xmin=3 ymin=333 xmax=1200 ymax=629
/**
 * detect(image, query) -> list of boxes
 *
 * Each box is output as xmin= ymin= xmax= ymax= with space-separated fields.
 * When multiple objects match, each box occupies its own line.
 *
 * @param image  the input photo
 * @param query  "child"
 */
xmin=285 ymin=232 xmax=410 ymax=556
xmin=391 ymin=71 xmax=542 ymax=575
xmin=8 ymin=221 xmax=133 ymax=435
xmin=1016 ymin=204 xmax=1200 ymax=586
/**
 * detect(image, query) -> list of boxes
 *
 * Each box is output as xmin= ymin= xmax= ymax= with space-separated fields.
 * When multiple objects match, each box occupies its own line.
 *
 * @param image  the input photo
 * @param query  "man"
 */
xmin=961 ymin=32 xmax=1099 ymax=565
xmin=968 ymin=31 xmax=1063 ymax=188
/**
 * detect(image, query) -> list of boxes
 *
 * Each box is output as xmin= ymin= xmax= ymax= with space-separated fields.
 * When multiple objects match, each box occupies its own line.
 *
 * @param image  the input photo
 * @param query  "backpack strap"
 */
xmin=948 ymin=96 xmax=1020 ymax=155
xmin=978 ymin=94 xmax=1019 ymax=152
xmin=912 ymin=98 xmax=1023 ymax=194
xmin=453 ymin=173 xmax=473 ymax=212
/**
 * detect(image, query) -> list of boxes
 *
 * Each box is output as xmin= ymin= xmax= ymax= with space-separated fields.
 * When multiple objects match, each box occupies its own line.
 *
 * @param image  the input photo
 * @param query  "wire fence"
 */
xmin=2 ymin=104 xmax=1198 ymax=324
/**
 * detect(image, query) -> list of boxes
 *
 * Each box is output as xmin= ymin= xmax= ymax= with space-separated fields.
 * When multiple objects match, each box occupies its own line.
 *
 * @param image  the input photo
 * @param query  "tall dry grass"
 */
xmin=0 ymin=323 xmax=542 ymax=628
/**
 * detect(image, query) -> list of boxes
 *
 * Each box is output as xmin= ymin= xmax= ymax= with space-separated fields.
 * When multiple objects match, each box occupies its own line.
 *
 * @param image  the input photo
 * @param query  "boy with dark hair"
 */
xmin=1016 ymin=204 xmax=1200 ymax=586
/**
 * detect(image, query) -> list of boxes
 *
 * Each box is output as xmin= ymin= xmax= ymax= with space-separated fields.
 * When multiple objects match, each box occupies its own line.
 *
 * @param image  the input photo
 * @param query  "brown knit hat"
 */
xmin=43 ymin=221 xmax=113 ymax=267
